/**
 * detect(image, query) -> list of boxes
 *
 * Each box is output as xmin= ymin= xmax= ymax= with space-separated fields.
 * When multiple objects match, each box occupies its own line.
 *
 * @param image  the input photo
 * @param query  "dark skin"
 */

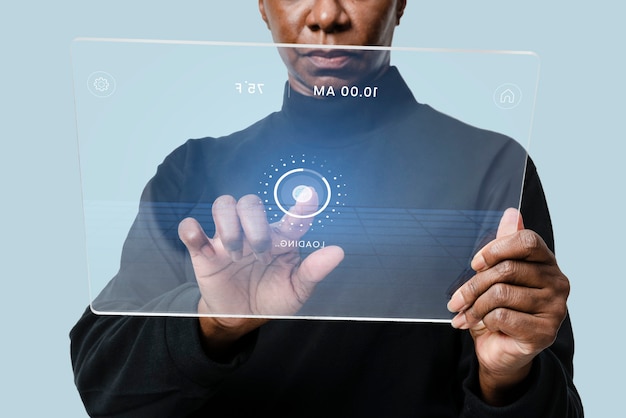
xmin=448 ymin=208 xmax=570 ymax=405
xmin=259 ymin=0 xmax=406 ymax=95
xmin=178 ymin=189 xmax=344 ymax=357
xmin=177 ymin=0 xmax=571 ymax=406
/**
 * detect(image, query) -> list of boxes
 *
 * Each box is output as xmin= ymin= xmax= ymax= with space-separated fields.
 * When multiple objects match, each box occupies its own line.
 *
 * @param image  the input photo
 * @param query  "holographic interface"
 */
xmin=72 ymin=39 xmax=539 ymax=321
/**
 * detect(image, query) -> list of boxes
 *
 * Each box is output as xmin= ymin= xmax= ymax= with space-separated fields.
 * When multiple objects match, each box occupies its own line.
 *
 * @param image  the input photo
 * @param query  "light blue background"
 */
xmin=1 ymin=1 xmax=623 ymax=416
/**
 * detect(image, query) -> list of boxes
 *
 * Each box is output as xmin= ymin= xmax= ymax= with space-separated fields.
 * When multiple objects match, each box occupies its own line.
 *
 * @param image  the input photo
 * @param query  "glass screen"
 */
xmin=72 ymin=39 xmax=539 ymax=321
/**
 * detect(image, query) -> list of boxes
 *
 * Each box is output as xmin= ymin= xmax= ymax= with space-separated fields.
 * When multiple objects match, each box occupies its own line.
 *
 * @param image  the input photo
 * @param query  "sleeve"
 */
xmin=70 ymin=303 xmax=257 ymax=417
xmin=70 ymin=140 xmax=255 ymax=417
xmin=459 ymin=158 xmax=584 ymax=417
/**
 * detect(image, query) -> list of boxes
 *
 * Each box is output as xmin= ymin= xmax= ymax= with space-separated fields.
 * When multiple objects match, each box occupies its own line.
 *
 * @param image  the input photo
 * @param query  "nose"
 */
xmin=305 ymin=0 xmax=351 ymax=34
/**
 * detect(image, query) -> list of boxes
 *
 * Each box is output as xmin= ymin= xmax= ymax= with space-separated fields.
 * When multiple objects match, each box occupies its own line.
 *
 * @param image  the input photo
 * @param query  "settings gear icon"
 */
xmin=93 ymin=77 xmax=110 ymax=92
xmin=87 ymin=71 xmax=116 ymax=97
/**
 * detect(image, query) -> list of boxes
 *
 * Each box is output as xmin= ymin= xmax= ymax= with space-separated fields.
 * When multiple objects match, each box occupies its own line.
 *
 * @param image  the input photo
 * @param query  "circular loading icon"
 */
xmin=258 ymin=154 xmax=347 ymax=229
xmin=273 ymin=168 xmax=332 ymax=219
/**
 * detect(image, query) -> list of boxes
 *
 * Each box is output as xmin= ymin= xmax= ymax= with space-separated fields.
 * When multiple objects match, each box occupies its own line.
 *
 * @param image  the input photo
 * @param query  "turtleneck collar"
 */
xmin=278 ymin=66 xmax=418 ymax=145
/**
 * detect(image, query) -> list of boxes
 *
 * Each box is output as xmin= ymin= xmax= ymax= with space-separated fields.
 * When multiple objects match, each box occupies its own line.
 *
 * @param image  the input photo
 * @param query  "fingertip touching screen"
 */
xmin=72 ymin=39 xmax=539 ymax=321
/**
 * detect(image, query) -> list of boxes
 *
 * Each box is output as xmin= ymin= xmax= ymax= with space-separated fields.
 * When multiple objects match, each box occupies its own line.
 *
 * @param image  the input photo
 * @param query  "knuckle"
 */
xmin=491 ymin=283 xmax=510 ymax=306
xmin=546 ymin=275 xmax=570 ymax=303
xmin=518 ymin=229 xmax=540 ymax=252
xmin=465 ymin=305 xmax=481 ymax=323
xmin=538 ymin=288 xmax=568 ymax=322
xmin=553 ymin=302 xmax=568 ymax=322
xmin=465 ymin=279 xmax=481 ymax=299
xmin=491 ymin=307 xmax=510 ymax=324
xmin=494 ymin=259 xmax=517 ymax=280
xmin=558 ymin=275 xmax=571 ymax=296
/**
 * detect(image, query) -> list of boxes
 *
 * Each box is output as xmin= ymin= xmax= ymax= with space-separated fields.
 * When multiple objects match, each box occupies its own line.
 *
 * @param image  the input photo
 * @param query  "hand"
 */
xmin=447 ymin=208 xmax=570 ymax=405
xmin=178 ymin=188 xmax=344 ymax=353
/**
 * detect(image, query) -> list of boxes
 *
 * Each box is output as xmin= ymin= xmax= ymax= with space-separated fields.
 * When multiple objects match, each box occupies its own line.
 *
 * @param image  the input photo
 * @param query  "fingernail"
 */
xmin=471 ymin=253 xmax=486 ymax=271
xmin=451 ymin=313 xmax=469 ymax=329
xmin=447 ymin=291 xmax=466 ymax=313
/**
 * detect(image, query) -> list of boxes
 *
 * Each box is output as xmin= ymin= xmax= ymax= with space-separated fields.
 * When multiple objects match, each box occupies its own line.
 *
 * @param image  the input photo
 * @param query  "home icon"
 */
xmin=500 ymin=89 xmax=516 ymax=104
xmin=493 ymin=83 xmax=522 ymax=109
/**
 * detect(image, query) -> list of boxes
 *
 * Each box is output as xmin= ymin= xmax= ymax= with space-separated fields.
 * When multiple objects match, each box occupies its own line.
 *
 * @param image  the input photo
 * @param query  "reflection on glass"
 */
xmin=72 ymin=40 xmax=538 ymax=321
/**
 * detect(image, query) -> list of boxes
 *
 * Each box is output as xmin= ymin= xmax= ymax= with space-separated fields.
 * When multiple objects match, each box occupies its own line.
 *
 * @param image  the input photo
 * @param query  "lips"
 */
xmin=299 ymin=49 xmax=358 ymax=71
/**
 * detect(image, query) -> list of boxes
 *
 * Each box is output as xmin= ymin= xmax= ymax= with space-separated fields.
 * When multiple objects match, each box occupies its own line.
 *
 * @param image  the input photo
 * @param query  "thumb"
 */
xmin=291 ymin=245 xmax=345 ymax=299
xmin=496 ymin=207 xmax=525 ymax=239
xmin=178 ymin=217 xmax=215 ymax=259
xmin=469 ymin=208 xmax=524 ymax=272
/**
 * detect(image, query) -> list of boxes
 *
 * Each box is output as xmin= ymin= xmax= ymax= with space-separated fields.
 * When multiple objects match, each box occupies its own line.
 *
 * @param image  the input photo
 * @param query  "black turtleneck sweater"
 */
xmin=70 ymin=67 xmax=583 ymax=417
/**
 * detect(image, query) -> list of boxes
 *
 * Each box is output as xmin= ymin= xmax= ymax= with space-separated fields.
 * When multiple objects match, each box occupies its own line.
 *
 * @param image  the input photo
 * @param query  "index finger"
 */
xmin=447 ymin=231 xmax=557 ymax=314
xmin=471 ymin=229 xmax=556 ymax=272
xmin=236 ymin=194 xmax=273 ymax=262
xmin=212 ymin=195 xmax=244 ymax=261
xmin=272 ymin=186 xmax=319 ymax=240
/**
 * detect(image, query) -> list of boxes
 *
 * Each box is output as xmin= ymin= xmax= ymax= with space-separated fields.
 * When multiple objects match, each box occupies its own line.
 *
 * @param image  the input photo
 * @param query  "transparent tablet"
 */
xmin=72 ymin=39 xmax=539 ymax=322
